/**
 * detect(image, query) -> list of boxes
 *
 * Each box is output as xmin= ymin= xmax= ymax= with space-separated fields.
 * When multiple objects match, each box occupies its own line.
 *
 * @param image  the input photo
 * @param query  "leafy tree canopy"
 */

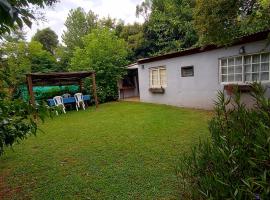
xmin=119 ymin=23 xmax=146 ymax=61
xmin=70 ymin=28 xmax=128 ymax=102
xmin=54 ymin=44 xmax=70 ymax=71
xmin=194 ymin=0 xmax=270 ymax=45
xmin=62 ymin=7 xmax=98 ymax=50
xmin=137 ymin=0 xmax=198 ymax=56
xmin=0 ymin=40 xmax=57 ymax=96
xmin=136 ymin=0 xmax=152 ymax=21
xmin=32 ymin=27 xmax=59 ymax=55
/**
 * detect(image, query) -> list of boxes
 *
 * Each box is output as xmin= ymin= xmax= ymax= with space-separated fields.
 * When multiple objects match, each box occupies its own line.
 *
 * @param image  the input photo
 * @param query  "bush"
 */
xmin=0 ymin=96 xmax=52 ymax=155
xmin=0 ymin=73 xmax=53 ymax=155
xmin=177 ymin=83 xmax=270 ymax=199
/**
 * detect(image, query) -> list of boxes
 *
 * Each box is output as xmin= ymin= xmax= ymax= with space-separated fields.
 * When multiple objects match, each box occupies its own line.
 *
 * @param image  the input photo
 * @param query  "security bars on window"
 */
xmin=219 ymin=52 xmax=270 ymax=83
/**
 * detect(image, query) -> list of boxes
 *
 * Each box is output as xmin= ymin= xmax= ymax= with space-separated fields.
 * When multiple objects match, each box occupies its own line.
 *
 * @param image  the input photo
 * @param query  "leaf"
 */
xmin=22 ymin=16 xmax=32 ymax=28
xmin=234 ymin=188 xmax=238 ymax=196
xmin=241 ymin=179 xmax=251 ymax=188
xmin=15 ymin=17 xmax=23 ymax=28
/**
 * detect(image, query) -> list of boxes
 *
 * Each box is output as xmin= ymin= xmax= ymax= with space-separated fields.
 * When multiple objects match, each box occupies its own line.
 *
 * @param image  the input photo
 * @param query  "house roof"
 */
xmin=127 ymin=63 xmax=138 ymax=69
xmin=137 ymin=30 xmax=270 ymax=64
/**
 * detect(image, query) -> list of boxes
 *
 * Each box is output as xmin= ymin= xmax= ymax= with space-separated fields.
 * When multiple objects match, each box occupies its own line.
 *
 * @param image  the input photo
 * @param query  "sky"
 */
xmin=26 ymin=0 xmax=144 ymax=42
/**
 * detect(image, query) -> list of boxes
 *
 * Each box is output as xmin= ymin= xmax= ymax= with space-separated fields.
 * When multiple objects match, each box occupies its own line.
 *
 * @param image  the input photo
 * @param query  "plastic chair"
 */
xmin=74 ymin=93 xmax=85 ymax=111
xmin=62 ymin=93 xmax=71 ymax=98
xmin=53 ymin=96 xmax=66 ymax=115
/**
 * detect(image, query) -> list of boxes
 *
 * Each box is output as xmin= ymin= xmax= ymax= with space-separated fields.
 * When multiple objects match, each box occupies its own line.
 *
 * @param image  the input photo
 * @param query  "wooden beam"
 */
xmin=32 ymin=81 xmax=80 ymax=87
xmin=26 ymin=74 xmax=35 ymax=106
xmin=91 ymin=73 xmax=98 ymax=108
xmin=79 ymin=80 xmax=83 ymax=93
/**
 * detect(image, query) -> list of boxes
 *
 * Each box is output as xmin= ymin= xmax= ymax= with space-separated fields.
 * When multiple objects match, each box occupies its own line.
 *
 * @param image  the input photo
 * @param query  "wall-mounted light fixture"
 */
xmin=239 ymin=46 xmax=246 ymax=54
xmin=141 ymin=65 xmax=145 ymax=69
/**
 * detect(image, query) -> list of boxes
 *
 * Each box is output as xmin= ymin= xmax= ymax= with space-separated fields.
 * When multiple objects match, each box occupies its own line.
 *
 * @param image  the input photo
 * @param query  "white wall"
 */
xmin=138 ymin=40 xmax=270 ymax=109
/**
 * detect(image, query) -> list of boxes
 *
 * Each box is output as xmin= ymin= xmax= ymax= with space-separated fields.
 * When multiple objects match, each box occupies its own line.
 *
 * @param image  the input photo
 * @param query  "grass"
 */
xmin=0 ymin=102 xmax=211 ymax=199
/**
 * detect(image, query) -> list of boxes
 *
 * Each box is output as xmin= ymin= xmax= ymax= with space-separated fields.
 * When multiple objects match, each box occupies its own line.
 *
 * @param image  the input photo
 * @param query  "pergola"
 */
xmin=26 ymin=71 xmax=98 ymax=108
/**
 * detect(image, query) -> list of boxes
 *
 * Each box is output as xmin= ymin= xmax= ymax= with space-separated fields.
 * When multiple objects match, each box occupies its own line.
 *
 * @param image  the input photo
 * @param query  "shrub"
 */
xmin=0 ymin=96 xmax=52 ymax=155
xmin=0 ymin=74 xmax=53 ymax=155
xmin=177 ymin=83 xmax=270 ymax=199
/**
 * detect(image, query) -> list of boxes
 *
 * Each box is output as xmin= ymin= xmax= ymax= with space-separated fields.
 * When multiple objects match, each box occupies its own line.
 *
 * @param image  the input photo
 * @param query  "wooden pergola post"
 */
xmin=79 ymin=80 xmax=83 ymax=93
xmin=91 ymin=72 xmax=98 ymax=108
xmin=26 ymin=74 xmax=35 ymax=106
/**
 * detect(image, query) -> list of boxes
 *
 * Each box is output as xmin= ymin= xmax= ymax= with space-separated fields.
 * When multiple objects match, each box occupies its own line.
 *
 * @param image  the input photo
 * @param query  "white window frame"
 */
xmin=149 ymin=66 xmax=167 ymax=88
xmin=219 ymin=52 xmax=270 ymax=84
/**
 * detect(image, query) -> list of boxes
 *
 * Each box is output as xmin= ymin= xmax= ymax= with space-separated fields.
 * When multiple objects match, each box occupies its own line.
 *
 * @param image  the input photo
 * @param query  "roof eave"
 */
xmin=137 ymin=30 xmax=270 ymax=64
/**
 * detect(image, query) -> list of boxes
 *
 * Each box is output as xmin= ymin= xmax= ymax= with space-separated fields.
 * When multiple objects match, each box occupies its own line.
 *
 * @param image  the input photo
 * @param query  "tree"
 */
xmin=55 ymin=45 xmax=70 ymax=71
xmin=98 ymin=16 xmax=123 ymax=31
xmin=0 ymin=0 xmax=58 ymax=36
xmin=28 ymin=41 xmax=59 ymax=73
xmin=194 ymin=0 xmax=270 ymax=45
xmin=136 ymin=0 xmax=152 ymax=21
xmin=62 ymin=7 xmax=98 ymax=50
xmin=1 ymin=41 xmax=31 ymax=96
xmin=137 ymin=0 xmax=198 ymax=56
xmin=32 ymin=27 xmax=59 ymax=54
xmin=70 ymin=28 xmax=128 ymax=102
xmin=0 ymin=40 xmax=57 ymax=96
xmin=119 ymin=23 xmax=146 ymax=61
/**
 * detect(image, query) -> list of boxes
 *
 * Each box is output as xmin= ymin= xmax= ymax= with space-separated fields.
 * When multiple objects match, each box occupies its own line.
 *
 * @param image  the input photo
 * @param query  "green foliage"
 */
xmin=34 ymin=86 xmax=79 ymax=101
xmin=177 ymin=83 xmax=270 ymax=199
xmin=0 ymin=97 xmax=36 ymax=155
xmin=0 ymin=0 xmax=54 ymax=157
xmin=70 ymin=28 xmax=128 ymax=102
xmin=54 ymin=45 xmax=70 ymax=71
xmin=62 ymin=7 xmax=98 ymax=51
xmin=138 ymin=0 xmax=198 ymax=56
xmin=136 ymin=0 xmax=152 ymax=21
xmin=28 ymin=41 xmax=59 ymax=73
xmin=0 ymin=71 xmax=53 ymax=155
xmin=0 ymin=40 xmax=58 ymax=96
xmin=0 ymin=41 xmax=31 ymax=96
xmin=194 ymin=0 xmax=270 ymax=45
xmin=32 ymin=27 xmax=59 ymax=55
xmin=98 ymin=16 xmax=122 ymax=30
xmin=119 ymin=23 xmax=146 ymax=61
xmin=0 ymin=0 xmax=58 ymax=36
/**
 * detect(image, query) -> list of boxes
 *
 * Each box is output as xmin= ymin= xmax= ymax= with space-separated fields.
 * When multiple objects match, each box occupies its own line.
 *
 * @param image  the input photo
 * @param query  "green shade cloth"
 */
xmin=19 ymin=85 xmax=79 ymax=101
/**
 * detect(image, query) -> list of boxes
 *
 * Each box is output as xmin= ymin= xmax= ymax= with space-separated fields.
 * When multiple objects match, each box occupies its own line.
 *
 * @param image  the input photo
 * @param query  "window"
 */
xmin=219 ymin=52 xmax=270 ymax=83
xmin=181 ymin=66 xmax=194 ymax=77
xmin=150 ymin=67 xmax=167 ymax=88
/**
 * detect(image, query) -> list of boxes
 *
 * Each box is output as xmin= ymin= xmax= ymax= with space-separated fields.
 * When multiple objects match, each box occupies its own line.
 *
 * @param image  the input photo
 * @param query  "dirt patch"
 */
xmin=60 ymin=157 xmax=78 ymax=166
xmin=0 ymin=173 xmax=33 ymax=200
xmin=0 ymin=170 xmax=22 ymax=200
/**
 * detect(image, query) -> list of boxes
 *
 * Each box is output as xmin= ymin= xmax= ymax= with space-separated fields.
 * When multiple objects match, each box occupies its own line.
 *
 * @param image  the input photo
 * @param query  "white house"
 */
xmin=119 ymin=30 xmax=270 ymax=109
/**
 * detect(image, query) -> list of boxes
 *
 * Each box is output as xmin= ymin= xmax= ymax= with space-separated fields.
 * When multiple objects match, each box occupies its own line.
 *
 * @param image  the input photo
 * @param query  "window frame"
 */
xmin=219 ymin=52 xmax=270 ymax=84
xmin=149 ymin=66 xmax=167 ymax=88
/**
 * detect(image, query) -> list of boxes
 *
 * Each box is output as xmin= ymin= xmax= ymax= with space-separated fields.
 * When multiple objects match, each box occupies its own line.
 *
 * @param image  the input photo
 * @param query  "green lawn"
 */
xmin=0 ymin=102 xmax=211 ymax=200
